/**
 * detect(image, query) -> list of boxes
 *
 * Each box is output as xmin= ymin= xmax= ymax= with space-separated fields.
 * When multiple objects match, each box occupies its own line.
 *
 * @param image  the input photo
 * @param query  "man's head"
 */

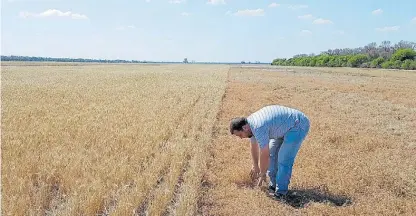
xmin=229 ymin=117 xmax=253 ymax=139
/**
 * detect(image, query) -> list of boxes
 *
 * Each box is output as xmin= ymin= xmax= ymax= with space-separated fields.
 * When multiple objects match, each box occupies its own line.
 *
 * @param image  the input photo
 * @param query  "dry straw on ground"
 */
xmin=1 ymin=63 xmax=228 ymax=215
xmin=2 ymin=63 xmax=415 ymax=215
xmin=204 ymin=66 xmax=416 ymax=215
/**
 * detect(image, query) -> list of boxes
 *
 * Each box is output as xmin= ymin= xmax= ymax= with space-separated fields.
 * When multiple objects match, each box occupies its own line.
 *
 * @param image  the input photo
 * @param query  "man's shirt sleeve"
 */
xmin=253 ymin=127 xmax=269 ymax=149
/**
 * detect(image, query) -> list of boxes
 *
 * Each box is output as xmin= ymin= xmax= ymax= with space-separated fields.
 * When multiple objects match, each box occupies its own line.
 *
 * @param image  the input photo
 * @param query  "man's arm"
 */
xmin=250 ymin=138 xmax=259 ymax=168
xmin=252 ymin=127 xmax=270 ymax=186
xmin=257 ymin=144 xmax=270 ymax=186
xmin=252 ymin=128 xmax=270 ymax=176
xmin=250 ymin=138 xmax=260 ymax=179
xmin=259 ymin=145 xmax=270 ymax=175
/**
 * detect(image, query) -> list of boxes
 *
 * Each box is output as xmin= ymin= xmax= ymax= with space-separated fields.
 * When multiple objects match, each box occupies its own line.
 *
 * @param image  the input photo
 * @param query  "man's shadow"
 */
xmin=265 ymin=187 xmax=353 ymax=209
xmin=235 ymin=179 xmax=352 ymax=209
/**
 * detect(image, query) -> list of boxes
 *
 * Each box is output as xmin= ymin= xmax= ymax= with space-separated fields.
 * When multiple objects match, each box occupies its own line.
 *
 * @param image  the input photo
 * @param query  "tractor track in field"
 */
xmin=162 ymin=91 xmax=215 ymax=216
xmin=134 ymin=166 xmax=170 ymax=216
xmin=162 ymin=153 xmax=192 ymax=216
xmin=196 ymin=67 xmax=232 ymax=216
xmin=132 ymin=93 xmax=204 ymax=215
xmin=97 ymin=94 xmax=203 ymax=216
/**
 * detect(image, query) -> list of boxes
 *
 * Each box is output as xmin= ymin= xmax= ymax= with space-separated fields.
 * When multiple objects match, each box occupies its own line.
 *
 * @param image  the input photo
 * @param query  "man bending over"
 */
xmin=229 ymin=105 xmax=310 ymax=200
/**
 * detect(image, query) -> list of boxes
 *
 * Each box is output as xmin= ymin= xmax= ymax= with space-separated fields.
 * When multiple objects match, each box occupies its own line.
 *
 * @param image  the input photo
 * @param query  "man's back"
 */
xmin=247 ymin=105 xmax=308 ymax=148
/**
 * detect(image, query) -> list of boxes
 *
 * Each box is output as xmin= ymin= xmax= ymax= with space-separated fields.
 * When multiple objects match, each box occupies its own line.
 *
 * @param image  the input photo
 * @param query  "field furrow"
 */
xmin=95 ymin=92 xmax=201 ymax=215
xmin=1 ymin=64 xmax=229 ymax=216
xmin=115 ymin=94 xmax=204 ymax=216
xmin=162 ymin=153 xmax=191 ymax=216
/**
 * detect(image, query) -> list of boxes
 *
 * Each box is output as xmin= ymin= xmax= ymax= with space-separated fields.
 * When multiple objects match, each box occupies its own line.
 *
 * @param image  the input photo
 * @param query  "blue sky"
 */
xmin=2 ymin=0 xmax=416 ymax=62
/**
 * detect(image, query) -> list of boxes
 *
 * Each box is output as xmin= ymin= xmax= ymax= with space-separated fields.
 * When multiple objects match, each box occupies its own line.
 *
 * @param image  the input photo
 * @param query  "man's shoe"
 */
xmin=268 ymin=186 xmax=276 ymax=195
xmin=273 ymin=193 xmax=287 ymax=202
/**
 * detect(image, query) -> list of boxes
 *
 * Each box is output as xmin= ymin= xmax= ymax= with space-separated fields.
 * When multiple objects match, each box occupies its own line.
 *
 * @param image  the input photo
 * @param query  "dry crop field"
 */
xmin=2 ymin=62 xmax=416 ymax=215
xmin=1 ymin=63 xmax=228 ymax=215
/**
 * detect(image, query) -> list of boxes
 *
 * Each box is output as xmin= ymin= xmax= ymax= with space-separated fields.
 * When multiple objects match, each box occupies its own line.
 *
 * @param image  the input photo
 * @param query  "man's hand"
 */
xmin=257 ymin=172 xmax=267 ymax=187
xmin=250 ymin=165 xmax=260 ymax=180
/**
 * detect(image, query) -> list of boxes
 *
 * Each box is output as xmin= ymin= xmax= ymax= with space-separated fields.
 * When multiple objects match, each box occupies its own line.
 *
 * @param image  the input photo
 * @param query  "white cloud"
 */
xmin=71 ymin=14 xmax=88 ymax=20
xmin=207 ymin=0 xmax=225 ymax=5
xmin=298 ymin=14 xmax=314 ymax=19
xmin=145 ymin=0 xmax=150 ymax=2
xmin=169 ymin=0 xmax=185 ymax=4
xmin=313 ymin=18 xmax=333 ymax=24
xmin=412 ymin=17 xmax=416 ymax=23
xmin=19 ymin=9 xmax=88 ymax=20
xmin=225 ymin=10 xmax=232 ymax=15
xmin=375 ymin=26 xmax=400 ymax=32
xmin=268 ymin=3 xmax=280 ymax=8
xmin=181 ymin=12 xmax=190 ymax=16
xmin=288 ymin=4 xmax=308 ymax=10
xmin=372 ymin=9 xmax=383 ymax=15
xmin=301 ymin=30 xmax=312 ymax=35
xmin=234 ymin=9 xmax=265 ymax=16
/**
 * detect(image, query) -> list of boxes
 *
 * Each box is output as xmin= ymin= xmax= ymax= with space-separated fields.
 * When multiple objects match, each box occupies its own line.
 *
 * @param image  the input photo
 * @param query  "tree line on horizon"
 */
xmin=0 ymin=55 xmax=165 ymax=64
xmin=0 ymin=55 xmax=265 ymax=64
xmin=271 ymin=40 xmax=416 ymax=70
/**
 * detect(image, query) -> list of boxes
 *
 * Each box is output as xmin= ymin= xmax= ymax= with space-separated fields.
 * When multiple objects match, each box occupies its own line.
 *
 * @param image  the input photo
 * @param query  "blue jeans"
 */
xmin=268 ymin=117 xmax=310 ymax=195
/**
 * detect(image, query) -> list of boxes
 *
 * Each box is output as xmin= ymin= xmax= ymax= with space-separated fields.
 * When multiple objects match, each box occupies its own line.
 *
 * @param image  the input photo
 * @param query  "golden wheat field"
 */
xmin=1 ymin=62 xmax=416 ymax=216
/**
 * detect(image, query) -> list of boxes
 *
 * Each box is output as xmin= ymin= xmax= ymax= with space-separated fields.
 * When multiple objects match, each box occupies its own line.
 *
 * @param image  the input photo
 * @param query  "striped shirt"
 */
xmin=247 ymin=105 xmax=309 ymax=149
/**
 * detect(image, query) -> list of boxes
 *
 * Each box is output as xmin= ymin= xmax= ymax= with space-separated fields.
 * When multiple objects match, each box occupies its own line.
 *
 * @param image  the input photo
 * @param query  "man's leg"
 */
xmin=275 ymin=122 xmax=310 ymax=195
xmin=267 ymin=138 xmax=283 ymax=191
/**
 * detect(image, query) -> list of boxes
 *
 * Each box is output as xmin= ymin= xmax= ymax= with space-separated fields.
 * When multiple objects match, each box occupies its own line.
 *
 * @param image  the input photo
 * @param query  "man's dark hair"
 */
xmin=229 ymin=117 xmax=248 ymax=134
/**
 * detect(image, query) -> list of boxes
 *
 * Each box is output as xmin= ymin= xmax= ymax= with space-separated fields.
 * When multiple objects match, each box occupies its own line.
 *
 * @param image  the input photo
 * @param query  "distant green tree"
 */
xmin=371 ymin=57 xmax=385 ymax=68
xmin=393 ymin=60 xmax=403 ymax=69
xmin=401 ymin=60 xmax=415 ymax=70
xmin=360 ymin=62 xmax=370 ymax=68
xmin=309 ymin=58 xmax=317 ymax=67
xmin=347 ymin=54 xmax=369 ymax=67
xmin=381 ymin=61 xmax=393 ymax=69
xmin=391 ymin=48 xmax=416 ymax=61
